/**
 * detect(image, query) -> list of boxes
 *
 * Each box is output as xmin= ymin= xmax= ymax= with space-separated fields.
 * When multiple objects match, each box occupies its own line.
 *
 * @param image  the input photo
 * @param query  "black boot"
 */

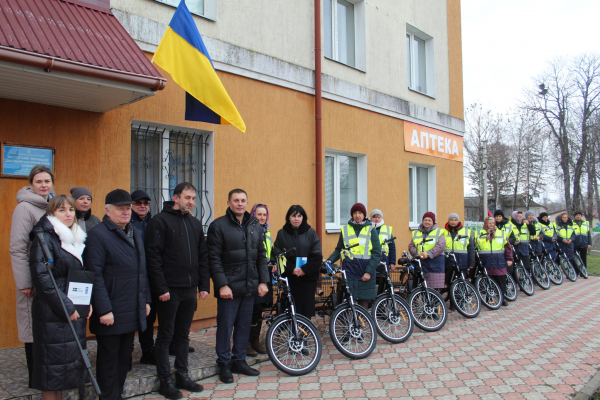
xmin=231 ymin=360 xmax=260 ymax=376
xmin=218 ymin=362 xmax=234 ymax=383
xmin=175 ymin=371 xmax=204 ymax=392
xmin=158 ymin=377 xmax=183 ymax=399
xmin=139 ymin=351 xmax=156 ymax=365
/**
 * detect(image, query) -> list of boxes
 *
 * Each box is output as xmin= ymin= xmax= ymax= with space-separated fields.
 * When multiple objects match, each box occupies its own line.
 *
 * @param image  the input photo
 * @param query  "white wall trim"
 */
xmin=115 ymin=10 xmax=465 ymax=136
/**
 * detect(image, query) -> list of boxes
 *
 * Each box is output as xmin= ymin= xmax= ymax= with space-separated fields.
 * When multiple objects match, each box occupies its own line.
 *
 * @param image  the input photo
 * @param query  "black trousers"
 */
xmin=576 ymin=247 xmax=588 ymax=266
xmin=96 ymin=332 xmax=135 ymax=400
xmin=24 ymin=342 xmax=33 ymax=388
xmin=490 ymin=275 xmax=507 ymax=296
xmin=155 ymin=287 xmax=197 ymax=379
xmin=138 ymin=300 xmax=157 ymax=353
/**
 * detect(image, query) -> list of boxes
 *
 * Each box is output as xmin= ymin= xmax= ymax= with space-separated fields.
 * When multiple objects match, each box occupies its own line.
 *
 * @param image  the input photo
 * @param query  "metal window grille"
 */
xmin=130 ymin=125 xmax=212 ymax=229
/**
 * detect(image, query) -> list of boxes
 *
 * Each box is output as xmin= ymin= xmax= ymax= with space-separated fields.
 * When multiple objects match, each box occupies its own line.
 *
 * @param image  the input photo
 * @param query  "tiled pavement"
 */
xmin=2 ymin=277 xmax=599 ymax=400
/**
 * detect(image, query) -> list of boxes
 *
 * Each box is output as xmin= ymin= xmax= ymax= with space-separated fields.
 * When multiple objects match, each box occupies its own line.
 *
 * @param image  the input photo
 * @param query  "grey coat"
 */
xmin=10 ymin=186 xmax=48 ymax=342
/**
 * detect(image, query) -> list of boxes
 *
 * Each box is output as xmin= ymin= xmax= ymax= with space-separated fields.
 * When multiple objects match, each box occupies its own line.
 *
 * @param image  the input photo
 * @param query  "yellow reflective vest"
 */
xmin=341 ymin=224 xmax=374 ymax=259
xmin=264 ymin=230 xmax=273 ymax=259
xmin=378 ymin=225 xmax=393 ymax=254
xmin=442 ymin=226 xmax=471 ymax=253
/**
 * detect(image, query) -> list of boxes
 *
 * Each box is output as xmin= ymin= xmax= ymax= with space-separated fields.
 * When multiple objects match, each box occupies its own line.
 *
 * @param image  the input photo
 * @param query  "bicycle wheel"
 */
xmin=329 ymin=304 xmax=377 ymax=359
xmin=372 ymin=294 xmax=414 ymax=343
xmin=266 ymin=314 xmax=322 ymax=376
xmin=574 ymin=253 xmax=589 ymax=279
xmin=408 ymin=288 xmax=448 ymax=332
xmin=515 ymin=265 xmax=535 ymax=296
xmin=449 ymin=280 xmax=481 ymax=318
xmin=475 ymin=275 xmax=502 ymax=310
xmin=505 ymin=273 xmax=518 ymax=301
xmin=531 ymin=259 xmax=551 ymax=290
xmin=545 ymin=258 xmax=563 ymax=285
xmin=560 ymin=257 xmax=577 ymax=282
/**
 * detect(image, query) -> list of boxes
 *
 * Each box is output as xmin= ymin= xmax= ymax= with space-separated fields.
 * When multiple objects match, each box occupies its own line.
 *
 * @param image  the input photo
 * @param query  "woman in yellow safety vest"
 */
xmin=247 ymin=203 xmax=273 ymax=356
xmin=509 ymin=211 xmax=535 ymax=273
xmin=327 ymin=203 xmax=381 ymax=309
xmin=554 ymin=212 xmax=575 ymax=264
xmin=408 ymin=212 xmax=447 ymax=290
xmin=442 ymin=213 xmax=475 ymax=284
xmin=573 ymin=211 xmax=592 ymax=267
xmin=475 ymin=217 xmax=513 ymax=307
xmin=371 ymin=209 xmax=396 ymax=296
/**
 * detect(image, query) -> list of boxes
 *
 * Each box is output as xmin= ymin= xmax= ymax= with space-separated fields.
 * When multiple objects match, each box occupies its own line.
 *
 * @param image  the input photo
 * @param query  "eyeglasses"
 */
xmin=133 ymin=201 xmax=150 ymax=206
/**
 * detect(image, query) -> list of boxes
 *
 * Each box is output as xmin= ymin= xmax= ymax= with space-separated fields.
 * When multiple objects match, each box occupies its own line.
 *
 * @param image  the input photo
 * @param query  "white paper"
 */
xmin=67 ymin=282 xmax=93 ymax=305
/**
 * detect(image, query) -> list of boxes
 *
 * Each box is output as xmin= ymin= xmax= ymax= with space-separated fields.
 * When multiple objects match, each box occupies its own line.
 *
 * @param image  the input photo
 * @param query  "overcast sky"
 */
xmin=461 ymin=0 xmax=600 ymax=197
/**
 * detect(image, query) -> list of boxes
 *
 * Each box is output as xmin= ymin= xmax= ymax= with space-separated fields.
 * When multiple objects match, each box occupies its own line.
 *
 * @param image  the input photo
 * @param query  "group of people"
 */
xmin=9 ymin=165 xmax=593 ymax=400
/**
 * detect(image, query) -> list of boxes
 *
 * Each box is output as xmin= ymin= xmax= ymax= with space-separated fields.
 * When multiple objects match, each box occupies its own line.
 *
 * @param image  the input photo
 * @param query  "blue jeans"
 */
xmin=216 ymin=296 xmax=254 ymax=364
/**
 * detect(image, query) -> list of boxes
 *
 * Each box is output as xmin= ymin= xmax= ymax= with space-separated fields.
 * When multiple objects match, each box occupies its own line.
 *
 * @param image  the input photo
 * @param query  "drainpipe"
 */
xmin=314 ymin=0 xmax=323 ymax=240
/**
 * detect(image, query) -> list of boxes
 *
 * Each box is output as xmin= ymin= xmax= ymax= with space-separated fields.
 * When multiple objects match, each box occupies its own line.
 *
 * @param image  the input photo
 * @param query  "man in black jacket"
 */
xmin=85 ymin=189 xmax=152 ymax=400
xmin=208 ymin=189 xmax=269 ymax=383
xmin=145 ymin=183 xmax=210 ymax=399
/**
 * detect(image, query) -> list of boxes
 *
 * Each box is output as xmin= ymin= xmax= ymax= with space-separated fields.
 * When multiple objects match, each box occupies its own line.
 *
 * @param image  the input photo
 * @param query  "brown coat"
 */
xmin=10 ymin=186 xmax=48 ymax=343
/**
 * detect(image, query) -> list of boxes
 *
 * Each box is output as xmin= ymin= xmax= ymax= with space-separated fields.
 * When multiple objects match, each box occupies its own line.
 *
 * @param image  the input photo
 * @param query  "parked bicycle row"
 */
xmin=261 ymin=207 xmax=591 ymax=376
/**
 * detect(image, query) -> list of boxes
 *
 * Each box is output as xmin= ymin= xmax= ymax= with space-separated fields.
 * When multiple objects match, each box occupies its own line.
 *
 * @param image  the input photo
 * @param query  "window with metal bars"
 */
xmin=130 ymin=125 xmax=212 ymax=229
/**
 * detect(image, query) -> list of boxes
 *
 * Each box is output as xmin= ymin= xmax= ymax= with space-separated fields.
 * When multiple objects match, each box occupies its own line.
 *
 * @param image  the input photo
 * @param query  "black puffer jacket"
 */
xmin=84 ymin=216 xmax=151 ymax=336
xmin=207 ymin=208 xmax=269 ymax=298
xmin=28 ymin=215 xmax=88 ymax=391
xmin=271 ymin=221 xmax=322 ymax=283
xmin=145 ymin=202 xmax=210 ymax=295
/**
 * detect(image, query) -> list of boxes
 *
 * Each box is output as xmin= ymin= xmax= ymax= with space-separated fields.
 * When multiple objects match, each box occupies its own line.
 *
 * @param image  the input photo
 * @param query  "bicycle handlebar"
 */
xmin=274 ymin=247 xmax=296 ymax=258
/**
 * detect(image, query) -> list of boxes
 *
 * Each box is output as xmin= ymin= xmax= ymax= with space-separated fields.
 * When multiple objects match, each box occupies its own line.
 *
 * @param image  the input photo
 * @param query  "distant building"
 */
xmin=464 ymin=195 xmax=547 ymax=222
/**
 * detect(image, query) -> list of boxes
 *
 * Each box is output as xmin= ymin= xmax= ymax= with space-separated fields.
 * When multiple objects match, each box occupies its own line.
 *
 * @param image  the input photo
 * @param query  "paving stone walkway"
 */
xmin=1 ymin=277 xmax=599 ymax=400
xmin=131 ymin=277 xmax=600 ymax=400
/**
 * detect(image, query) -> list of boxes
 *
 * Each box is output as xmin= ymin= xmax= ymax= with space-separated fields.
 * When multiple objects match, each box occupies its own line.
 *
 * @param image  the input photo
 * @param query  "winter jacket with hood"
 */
xmin=207 ymin=208 xmax=269 ymax=298
xmin=271 ymin=221 xmax=323 ymax=283
xmin=328 ymin=219 xmax=382 ymax=280
xmin=10 ymin=186 xmax=49 ymax=342
xmin=29 ymin=215 xmax=88 ymax=391
xmin=144 ymin=201 xmax=210 ymax=295
xmin=508 ymin=219 xmax=536 ymax=256
xmin=84 ymin=216 xmax=152 ymax=336
xmin=408 ymin=223 xmax=447 ymax=273
xmin=555 ymin=214 xmax=575 ymax=260
xmin=538 ymin=216 xmax=557 ymax=259
xmin=573 ymin=219 xmax=592 ymax=248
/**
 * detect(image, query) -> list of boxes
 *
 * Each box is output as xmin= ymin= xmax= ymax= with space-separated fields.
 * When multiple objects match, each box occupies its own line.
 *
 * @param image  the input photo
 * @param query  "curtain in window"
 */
xmin=414 ymin=35 xmax=427 ymax=93
xmin=339 ymin=155 xmax=357 ymax=222
xmin=416 ymin=167 xmax=429 ymax=220
xmin=325 ymin=156 xmax=335 ymax=223
xmin=337 ymin=0 xmax=355 ymax=67
xmin=324 ymin=0 xmax=333 ymax=59
xmin=409 ymin=167 xmax=414 ymax=222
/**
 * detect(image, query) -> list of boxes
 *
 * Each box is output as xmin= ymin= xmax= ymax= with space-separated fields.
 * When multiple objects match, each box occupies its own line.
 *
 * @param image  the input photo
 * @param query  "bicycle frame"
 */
xmin=378 ymin=237 xmax=398 ymax=316
xmin=400 ymin=251 xmax=433 ymax=304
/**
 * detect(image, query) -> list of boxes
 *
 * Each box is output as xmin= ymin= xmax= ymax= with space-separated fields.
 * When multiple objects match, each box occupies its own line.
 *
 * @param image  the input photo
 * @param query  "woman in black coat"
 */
xmin=29 ymin=195 xmax=89 ymax=400
xmin=271 ymin=205 xmax=322 ymax=318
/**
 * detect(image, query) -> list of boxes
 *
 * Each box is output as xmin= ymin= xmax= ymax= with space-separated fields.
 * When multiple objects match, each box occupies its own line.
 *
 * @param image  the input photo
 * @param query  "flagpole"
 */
xmin=314 ymin=0 xmax=323 ymax=240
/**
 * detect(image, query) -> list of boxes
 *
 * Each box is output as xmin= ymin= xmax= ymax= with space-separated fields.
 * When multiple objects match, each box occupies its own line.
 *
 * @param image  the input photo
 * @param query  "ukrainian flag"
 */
xmin=153 ymin=0 xmax=246 ymax=132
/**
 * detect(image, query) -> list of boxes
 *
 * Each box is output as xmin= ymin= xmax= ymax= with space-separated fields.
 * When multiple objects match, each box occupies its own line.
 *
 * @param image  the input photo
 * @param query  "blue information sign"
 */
xmin=1 ymin=144 xmax=54 ymax=178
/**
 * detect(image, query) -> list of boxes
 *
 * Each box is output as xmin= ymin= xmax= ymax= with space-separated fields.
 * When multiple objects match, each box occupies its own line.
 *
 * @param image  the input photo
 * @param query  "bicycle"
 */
xmin=445 ymin=248 xmax=481 ymax=318
xmin=554 ymin=242 xmax=577 ymax=282
xmin=505 ymin=269 xmax=518 ymax=302
xmin=510 ymin=244 xmax=535 ymax=296
xmin=540 ymin=240 xmax=564 ymax=285
xmin=472 ymin=250 xmax=504 ymax=310
xmin=528 ymin=243 xmax=551 ymax=290
xmin=573 ymin=251 xmax=589 ymax=279
xmin=322 ymin=243 xmax=377 ymax=359
xmin=264 ymin=247 xmax=322 ymax=376
xmin=397 ymin=251 xmax=448 ymax=332
xmin=371 ymin=237 xmax=414 ymax=343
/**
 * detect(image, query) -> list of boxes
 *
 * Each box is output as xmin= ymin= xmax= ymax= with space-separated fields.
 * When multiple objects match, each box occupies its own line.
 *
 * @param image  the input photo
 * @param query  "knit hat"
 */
xmin=350 ymin=203 xmax=367 ymax=217
xmin=524 ymin=210 xmax=534 ymax=219
xmin=70 ymin=187 xmax=92 ymax=201
xmin=574 ymin=210 xmax=583 ymax=216
xmin=539 ymin=212 xmax=549 ymax=220
xmin=511 ymin=210 xmax=521 ymax=221
xmin=422 ymin=211 xmax=436 ymax=224
xmin=370 ymin=209 xmax=383 ymax=219
xmin=448 ymin=213 xmax=460 ymax=222
xmin=494 ymin=209 xmax=505 ymax=218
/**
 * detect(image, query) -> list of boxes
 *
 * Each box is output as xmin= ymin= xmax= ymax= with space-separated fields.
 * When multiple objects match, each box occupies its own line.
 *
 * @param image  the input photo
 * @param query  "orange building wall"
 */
xmin=0 ymin=50 xmax=463 ymax=348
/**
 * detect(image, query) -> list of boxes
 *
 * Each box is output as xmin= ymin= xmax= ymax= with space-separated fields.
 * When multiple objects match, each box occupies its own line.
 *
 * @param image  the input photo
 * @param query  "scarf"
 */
xmin=349 ymin=218 xmax=368 ymax=225
xmin=47 ymin=215 xmax=87 ymax=265
xmin=373 ymin=219 xmax=385 ymax=228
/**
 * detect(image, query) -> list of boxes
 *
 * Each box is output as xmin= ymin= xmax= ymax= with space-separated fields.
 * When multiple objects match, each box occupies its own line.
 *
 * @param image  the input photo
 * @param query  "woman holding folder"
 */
xmin=271 ymin=205 xmax=322 ymax=318
xmin=29 ymin=195 xmax=90 ymax=400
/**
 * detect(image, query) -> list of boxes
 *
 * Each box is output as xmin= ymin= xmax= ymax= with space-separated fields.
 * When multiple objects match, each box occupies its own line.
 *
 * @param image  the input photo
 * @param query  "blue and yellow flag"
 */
xmin=153 ymin=0 xmax=246 ymax=132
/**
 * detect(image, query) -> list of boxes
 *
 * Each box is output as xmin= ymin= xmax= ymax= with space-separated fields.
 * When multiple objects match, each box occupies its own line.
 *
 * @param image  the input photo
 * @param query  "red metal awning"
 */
xmin=0 ymin=0 xmax=167 ymax=112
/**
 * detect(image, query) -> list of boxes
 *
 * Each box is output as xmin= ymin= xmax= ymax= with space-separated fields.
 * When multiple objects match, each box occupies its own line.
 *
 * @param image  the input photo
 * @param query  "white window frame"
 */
xmin=325 ymin=150 xmax=368 ymax=232
xmin=408 ymin=163 xmax=436 ymax=229
xmin=406 ymin=24 xmax=435 ymax=97
xmin=154 ymin=0 xmax=217 ymax=21
xmin=324 ymin=0 xmax=366 ymax=71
